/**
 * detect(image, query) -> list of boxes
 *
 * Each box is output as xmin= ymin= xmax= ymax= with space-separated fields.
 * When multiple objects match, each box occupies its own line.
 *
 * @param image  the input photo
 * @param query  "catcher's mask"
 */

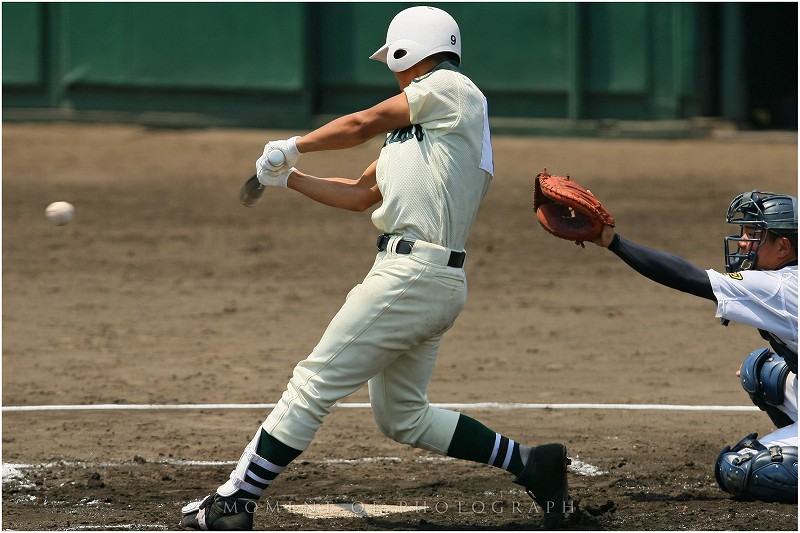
xmin=724 ymin=190 xmax=798 ymax=272
xmin=369 ymin=6 xmax=461 ymax=73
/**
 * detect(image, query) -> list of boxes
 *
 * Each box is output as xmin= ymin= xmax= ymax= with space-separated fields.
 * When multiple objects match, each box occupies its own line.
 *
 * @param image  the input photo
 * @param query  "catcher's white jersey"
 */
xmin=372 ymin=62 xmax=493 ymax=251
xmin=706 ymin=265 xmax=798 ymax=353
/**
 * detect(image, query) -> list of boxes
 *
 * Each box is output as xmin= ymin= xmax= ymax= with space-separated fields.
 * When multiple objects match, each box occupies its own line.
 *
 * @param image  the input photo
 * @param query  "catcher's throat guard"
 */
xmin=533 ymin=169 xmax=615 ymax=247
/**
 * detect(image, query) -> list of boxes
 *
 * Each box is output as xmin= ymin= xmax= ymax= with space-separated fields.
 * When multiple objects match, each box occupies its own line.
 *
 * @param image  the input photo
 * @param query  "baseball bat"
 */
xmin=240 ymin=174 xmax=264 ymax=207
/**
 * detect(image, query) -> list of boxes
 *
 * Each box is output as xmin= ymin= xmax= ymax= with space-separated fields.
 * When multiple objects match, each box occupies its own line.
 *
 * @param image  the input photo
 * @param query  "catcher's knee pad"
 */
xmin=740 ymin=348 xmax=793 ymax=427
xmin=715 ymin=433 xmax=798 ymax=502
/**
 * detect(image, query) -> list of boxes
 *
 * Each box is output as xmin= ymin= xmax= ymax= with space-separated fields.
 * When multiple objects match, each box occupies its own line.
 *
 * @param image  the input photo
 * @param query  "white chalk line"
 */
xmin=3 ymin=455 xmax=607 ymax=480
xmin=1 ymin=402 xmax=759 ymax=412
xmin=58 ymin=525 xmax=169 ymax=531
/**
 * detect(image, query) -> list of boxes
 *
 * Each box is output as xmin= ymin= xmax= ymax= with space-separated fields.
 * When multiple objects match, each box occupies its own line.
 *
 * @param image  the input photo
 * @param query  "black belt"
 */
xmin=376 ymin=234 xmax=465 ymax=268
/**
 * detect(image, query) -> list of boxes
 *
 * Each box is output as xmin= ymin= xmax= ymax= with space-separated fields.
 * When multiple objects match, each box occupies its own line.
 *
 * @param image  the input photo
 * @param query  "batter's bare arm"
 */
xmin=249 ymin=94 xmax=409 ymax=205
xmin=287 ymin=160 xmax=381 ymax=212
xmin=296 ymin=93 xmax=412 ymax=153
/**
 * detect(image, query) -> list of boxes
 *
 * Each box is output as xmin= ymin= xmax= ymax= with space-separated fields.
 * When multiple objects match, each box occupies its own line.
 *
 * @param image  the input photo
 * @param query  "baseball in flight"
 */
xmin=45 ymin=201 xmax=75 ymax=226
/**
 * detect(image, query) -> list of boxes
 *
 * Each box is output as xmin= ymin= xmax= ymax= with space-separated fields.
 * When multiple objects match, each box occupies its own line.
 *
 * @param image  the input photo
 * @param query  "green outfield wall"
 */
xmin=3 ymin=2 xmax=797 ymax=133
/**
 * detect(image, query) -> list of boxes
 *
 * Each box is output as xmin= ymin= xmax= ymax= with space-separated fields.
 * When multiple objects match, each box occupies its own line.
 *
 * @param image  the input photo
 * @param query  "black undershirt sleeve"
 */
xmin=608 ymin=234 xmax=717 ymax=302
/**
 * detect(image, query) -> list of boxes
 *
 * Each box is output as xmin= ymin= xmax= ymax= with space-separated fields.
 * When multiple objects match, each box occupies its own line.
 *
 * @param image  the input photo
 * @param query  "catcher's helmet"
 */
xmin=724 ymin=190 xmax=798 ymax=272
xmin=370 ymin=6 xmax=461 ymax=73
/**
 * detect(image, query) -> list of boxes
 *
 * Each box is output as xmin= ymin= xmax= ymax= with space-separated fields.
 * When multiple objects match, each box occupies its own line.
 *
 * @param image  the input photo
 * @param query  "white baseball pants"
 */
xmin=262 ymin=235 xmax=467 ymax=454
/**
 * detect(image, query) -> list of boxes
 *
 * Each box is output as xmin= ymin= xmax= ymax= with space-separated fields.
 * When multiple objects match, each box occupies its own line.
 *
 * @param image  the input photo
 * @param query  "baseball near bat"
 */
xmin=240 ymin=149 xmax=285 ymax=207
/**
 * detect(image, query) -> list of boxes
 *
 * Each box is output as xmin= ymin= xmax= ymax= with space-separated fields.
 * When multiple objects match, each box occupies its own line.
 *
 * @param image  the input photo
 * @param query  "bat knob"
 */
xmin=266 ymin=150 xmax=285 ymax=170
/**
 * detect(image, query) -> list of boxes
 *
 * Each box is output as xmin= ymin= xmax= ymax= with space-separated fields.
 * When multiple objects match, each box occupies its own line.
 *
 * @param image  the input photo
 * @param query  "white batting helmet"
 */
xmin=370 ymin=6 xmax=461 ymax=73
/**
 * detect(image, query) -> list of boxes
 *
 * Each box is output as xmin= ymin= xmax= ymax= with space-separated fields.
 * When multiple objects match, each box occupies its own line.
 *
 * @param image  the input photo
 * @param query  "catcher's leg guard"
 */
xmin=740 ymin=348 xmax=793 ymax=428
xmin=513 ymin=443 xmax=571 ymax=529
xmin=715 ymin=433 xmax=798 ymax=502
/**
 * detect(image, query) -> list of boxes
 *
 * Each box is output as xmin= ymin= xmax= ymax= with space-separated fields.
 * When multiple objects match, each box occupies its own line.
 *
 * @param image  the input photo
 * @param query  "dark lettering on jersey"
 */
xmin=726 ymin=272 xmax=744 ymax=280
xmin=384 ymin=124 xmax=424 ymax=146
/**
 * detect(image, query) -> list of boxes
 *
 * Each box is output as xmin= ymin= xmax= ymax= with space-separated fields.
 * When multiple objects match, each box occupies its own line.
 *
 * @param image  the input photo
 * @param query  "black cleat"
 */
xmin=180 ymin=493 xmax=255 ymax=530
xmin=513 ymin=443 xmax=571 ymax=529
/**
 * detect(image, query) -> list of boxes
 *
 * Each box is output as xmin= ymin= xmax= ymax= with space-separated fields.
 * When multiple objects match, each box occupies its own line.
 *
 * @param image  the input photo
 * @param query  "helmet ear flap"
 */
xmin=385 ymin=39 xmax=425 ymax=72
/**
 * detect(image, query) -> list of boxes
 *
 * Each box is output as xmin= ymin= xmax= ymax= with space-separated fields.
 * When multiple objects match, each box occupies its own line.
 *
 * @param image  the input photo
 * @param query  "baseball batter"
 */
xmin=180 ymin=6 xmax=569 ymax=530
xmin=591 ymin=190 xmax=797 ymax=502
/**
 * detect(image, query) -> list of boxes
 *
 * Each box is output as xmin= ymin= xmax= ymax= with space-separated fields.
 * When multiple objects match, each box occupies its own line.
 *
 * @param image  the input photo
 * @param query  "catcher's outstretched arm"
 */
xmin=608 ymin=233 xmax=716 ymax=301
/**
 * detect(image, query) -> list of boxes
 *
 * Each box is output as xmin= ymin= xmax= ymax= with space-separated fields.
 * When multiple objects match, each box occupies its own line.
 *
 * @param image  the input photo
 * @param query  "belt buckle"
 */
xmin=376 ymin=234 xmax=390 ymax=251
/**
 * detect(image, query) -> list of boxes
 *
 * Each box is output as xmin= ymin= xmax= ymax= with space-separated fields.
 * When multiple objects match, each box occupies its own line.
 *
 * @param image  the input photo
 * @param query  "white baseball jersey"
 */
xmin=706 ymin=265 xmax=798 ymax=354
xmin=371 ymin=61 xmax=493 ymax=251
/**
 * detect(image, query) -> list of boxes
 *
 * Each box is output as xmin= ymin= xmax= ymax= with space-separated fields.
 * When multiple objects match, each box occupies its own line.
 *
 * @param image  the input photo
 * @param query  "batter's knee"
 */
xmin=371 ymin=402 xmax=429 ymax=447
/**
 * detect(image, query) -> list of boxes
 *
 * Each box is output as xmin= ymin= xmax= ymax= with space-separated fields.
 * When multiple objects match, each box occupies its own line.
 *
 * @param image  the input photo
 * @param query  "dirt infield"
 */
xmin=2 ymin=122 xmax=798 ymax=530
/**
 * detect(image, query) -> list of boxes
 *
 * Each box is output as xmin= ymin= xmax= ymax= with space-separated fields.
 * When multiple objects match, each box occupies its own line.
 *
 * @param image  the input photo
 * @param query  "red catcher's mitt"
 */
xmin=533 ymin=169 xmax=615 ymax=247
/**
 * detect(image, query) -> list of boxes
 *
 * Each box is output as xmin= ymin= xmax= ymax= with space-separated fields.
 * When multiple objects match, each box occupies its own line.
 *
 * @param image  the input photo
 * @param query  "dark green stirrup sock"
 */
xmin=255 ymin=430 xmax=303 ymax=465
xmin=446 ymin=414 xmax=525 ymax=476
xmin=230 ymin=429 xmax=303 ymax=499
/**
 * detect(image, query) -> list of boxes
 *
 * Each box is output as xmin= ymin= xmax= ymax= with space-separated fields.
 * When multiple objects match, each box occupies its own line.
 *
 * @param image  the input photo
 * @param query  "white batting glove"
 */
xmin=256 ymin=136 xmax=301 ymax=178
xmin=256 ymin=166 xmax=296 ymax=188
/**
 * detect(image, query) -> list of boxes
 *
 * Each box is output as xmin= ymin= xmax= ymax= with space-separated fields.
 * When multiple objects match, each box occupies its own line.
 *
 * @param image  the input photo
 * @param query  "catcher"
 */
xmin=534 ymin=172 xmax=797 ymax=502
